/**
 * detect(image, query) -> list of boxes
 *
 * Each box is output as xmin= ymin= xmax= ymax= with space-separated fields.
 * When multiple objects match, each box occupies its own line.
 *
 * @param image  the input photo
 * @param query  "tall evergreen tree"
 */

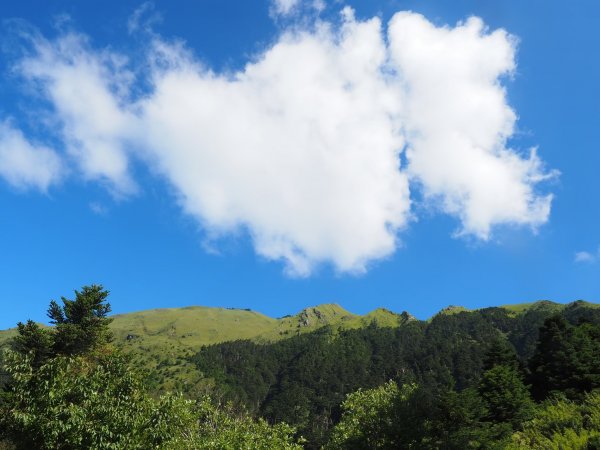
xmin=479 ymin=365 xmax=534 ymax=427
xmin=529 ymin=315 xmax=600 ymax=400
xmin=48 ymin=284 xmax=113 ymax=356
xmin=478 ymin=338 xmax=534 ymax=428
xmin=483 ymin=339 xmax=520 ymax=371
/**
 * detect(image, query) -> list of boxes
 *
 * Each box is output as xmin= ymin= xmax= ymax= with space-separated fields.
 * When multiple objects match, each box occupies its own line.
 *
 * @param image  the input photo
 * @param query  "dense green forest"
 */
xmin=1 ymin=287 xmax=599 ymax=448
xmin=191 ymin=301 xmax=600 ymax=447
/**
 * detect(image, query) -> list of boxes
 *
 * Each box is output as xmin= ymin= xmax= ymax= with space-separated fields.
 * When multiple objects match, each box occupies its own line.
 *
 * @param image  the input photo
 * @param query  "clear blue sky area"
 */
xmin=0 ymin=0 xmax=598 ymax=328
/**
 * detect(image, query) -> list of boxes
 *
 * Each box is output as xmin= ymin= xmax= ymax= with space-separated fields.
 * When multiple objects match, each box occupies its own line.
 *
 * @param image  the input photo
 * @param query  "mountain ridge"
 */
xmin=1 ymin=299 xmax=597 ymax=394
xmin=2 ymin=299 xmax=598 ymax=346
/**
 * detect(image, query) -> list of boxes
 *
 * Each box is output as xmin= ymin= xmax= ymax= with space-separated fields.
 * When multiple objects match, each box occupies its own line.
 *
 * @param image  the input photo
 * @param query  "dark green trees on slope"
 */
xmin=326 ymin=321 xmax=599 ymax=450
xmin=529 ymin=314 xmax=600 ymax=400
xmin=327 ymin=381 xmax=600 ymax=449
xmin=478 ymin=340 xmax=534 ymax=427
xmin=192 ymin=305 xmax=600 ymax=448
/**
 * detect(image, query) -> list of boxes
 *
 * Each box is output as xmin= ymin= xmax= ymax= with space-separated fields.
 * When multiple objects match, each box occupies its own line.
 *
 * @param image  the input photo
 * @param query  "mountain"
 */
xmin=1 ymin=300 xmax=597 ymax=394
xmin=1 ymin=299 xmax=599 ymax=448
xmin=2 ymin=299 xmax=597 ymax=352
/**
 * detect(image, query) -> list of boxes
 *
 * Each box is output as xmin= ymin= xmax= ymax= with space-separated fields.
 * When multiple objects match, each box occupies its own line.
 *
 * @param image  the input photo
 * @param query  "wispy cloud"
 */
xmin=2 ymin=7 xmax=558 ymax=275
xmin=18 ymin=32 xmax=137 ymax=196
xmin=574 ymin=247 xmax=600 ymax=264
xmin=272 ymin=0 xmax=300 ymax=16
xmin=89 ymin=202 xmax=108 ymax=216
xmin=0 ymin=121 xmax=63 ymax=191
xmin=127 ymin=2 xmax=162 ymax=34
xmin=270 ymin=0 xmax=325 ymax=18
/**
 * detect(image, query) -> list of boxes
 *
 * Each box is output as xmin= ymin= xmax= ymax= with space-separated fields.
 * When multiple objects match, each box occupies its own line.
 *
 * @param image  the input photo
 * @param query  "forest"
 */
xmin=1 ymin=286 xmax=599 ymax=449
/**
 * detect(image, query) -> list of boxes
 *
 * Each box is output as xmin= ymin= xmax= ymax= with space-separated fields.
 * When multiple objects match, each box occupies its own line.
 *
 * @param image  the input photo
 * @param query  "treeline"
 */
xmin=0 ymin=286 xmax=302 ymax=449
xmin=192 ymin=302 xmax=600 ymax=448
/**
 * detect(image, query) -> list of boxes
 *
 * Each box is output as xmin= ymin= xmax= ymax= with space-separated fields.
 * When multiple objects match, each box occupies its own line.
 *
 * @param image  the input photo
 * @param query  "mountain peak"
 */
xmin=438 ymin=305 xmax=470 ymax=315
xmin=293 ymin=303 xmax=354 ymax=327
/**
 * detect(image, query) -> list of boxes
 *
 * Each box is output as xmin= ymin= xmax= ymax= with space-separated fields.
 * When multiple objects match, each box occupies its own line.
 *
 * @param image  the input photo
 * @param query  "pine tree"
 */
xmin=48 ymin=284 xmax=113 ymax=355
xmin=479 ymin=365 xmax=534 ymax=427
xmin=483 ymin=339 xmax=520 ymax=371
xmin=529 ymin=315 xmax=600 ymax=400
xmin=12 ymin=320 xmax=53 ymax=368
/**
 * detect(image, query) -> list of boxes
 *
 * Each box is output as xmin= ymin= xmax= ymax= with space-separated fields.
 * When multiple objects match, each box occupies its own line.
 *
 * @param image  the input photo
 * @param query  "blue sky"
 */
xmin=0 ymin=0 xmax=598 ymax=329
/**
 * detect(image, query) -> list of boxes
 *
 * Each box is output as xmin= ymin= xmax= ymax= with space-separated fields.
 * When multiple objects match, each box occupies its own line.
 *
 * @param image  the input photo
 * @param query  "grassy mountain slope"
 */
xmin=343 ymin=307 xmax=416 ymax=328
xmin=0 ymin=303 xmax=418 ymax=393
xmin=500 ymin=299 xmax=599 ymax=315
xmin=0 ymin=328 xmax=17 ymax=350
xmin=256 ymin=304 xmax=355 ymax=340
xmin=115 ymin=303 xmax=374 ymax=393
xmin=113 ymin=306 xmax=277 ymax=349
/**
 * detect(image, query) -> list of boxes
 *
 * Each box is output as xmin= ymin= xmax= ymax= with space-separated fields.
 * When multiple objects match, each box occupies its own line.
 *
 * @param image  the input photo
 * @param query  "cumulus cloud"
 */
xmin=5 ymin=9 xmax=557 ymax=275
xmin=137 ymin=14 xmax=409 ymax=275
xmin=0 ymin=121 xmax=63 ymax=191
xmin=388 ymin=13 xmax=557 ymax=238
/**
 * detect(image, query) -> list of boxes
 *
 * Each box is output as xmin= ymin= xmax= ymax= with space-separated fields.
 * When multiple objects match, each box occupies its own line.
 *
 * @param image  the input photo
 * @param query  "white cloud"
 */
xmin=137 ymin=14 xmax=409 ymax=275
xmin=128 ymin=2 xmax=162 ymax=34
xmin=0 ymin=121 xmax=63 ymax=191
xmin=272 ymin=0 xmax=301 ymax=16
xmin=271 ymin=0 xmax=325 ymax=17
xmin=18 ymin=33 xmax=137 ymax=195
xmin=388 ymin=13 xmax=557 ymax=239
xmin=574 ymin=247 xmax=600 ymax=264
xmin=89 ymin=201 xmax=108 ymax=215
xmin=7 ymin=9 xmax=557 ymax=275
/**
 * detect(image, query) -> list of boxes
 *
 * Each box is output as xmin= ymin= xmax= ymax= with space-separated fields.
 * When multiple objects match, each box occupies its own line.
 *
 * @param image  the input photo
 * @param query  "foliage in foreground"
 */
xmin=327 ymin=380 xmax=600 ymax=450
xmin=0 ymin=285 xmax=301 ymax=449
xmin=325 ymin=381 xmax=420 ymax=449
xmin=0 ymin=349 xmax=301 ymax=449
xmin=508 ymin=391 xmax=600 ymax=450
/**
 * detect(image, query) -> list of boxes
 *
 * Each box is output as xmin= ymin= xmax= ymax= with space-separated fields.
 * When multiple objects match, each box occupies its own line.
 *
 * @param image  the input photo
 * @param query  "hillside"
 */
xmin=111 ymin=303 xmax=417 ymax=392
xmin=2 ymin=299 xmax=597 ymax=352
xmin=2 ymin=299 xmax=597 ymax=395
xmin=0 ymin=302 xmax=416 ymax=393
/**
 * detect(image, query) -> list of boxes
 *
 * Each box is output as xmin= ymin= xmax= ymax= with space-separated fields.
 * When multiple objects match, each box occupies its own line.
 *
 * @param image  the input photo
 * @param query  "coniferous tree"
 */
xmin=529 ymin=315 xmax=571 ymax=400
xmin=479 ymin=339 xmax=534 ymax=428
xmin=483 ymin=339 xmax=520 ymax=371
xmin=479 ymin=365 xmax=534 ymax=427
xmin=529 ymin=315 xmax=600 ymax=400
xmin=48 ymin=284 xmax=113 ymax=356
xmin=12 ymin=320 xmax=53 ymax=368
